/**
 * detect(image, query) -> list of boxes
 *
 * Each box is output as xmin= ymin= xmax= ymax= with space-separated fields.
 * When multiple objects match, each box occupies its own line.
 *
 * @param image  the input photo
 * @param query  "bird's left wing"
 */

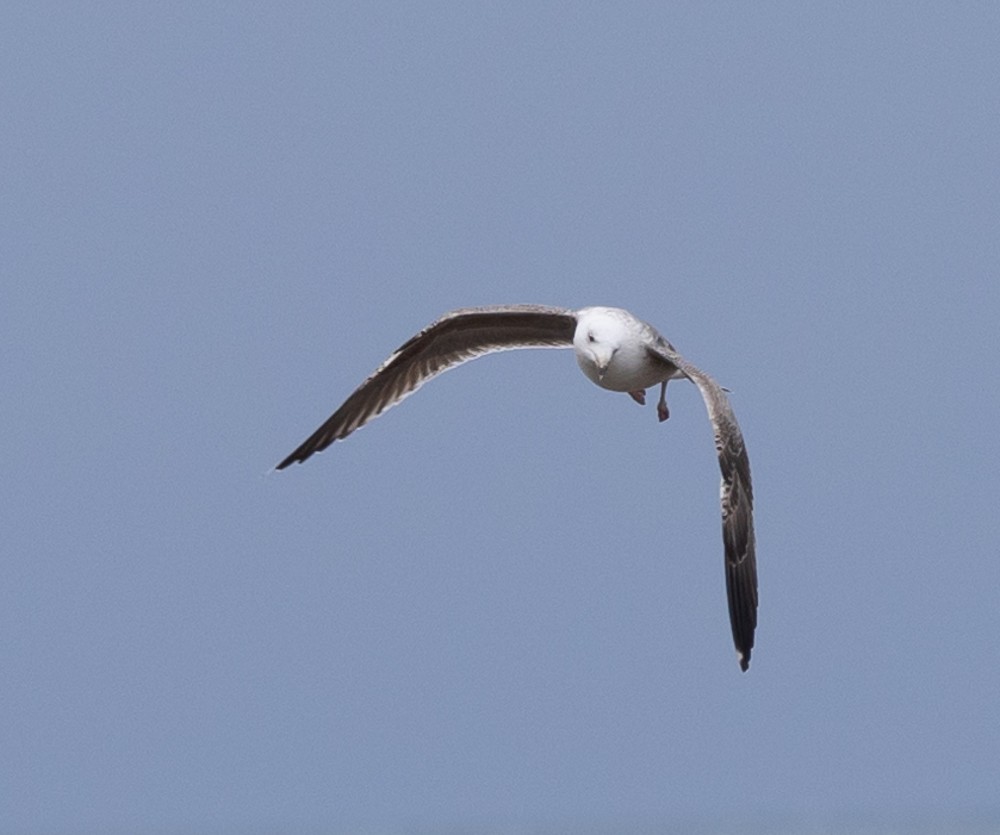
xmin=648 ymin=340 xmax=758 ymax=671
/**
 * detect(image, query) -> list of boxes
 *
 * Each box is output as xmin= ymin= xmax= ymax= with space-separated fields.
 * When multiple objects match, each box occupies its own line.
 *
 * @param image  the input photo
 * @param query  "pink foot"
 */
xmin=629 ymin=390 xmax=646 ymax=406
xmin=657 ymin=402 xmax=670 ymax=422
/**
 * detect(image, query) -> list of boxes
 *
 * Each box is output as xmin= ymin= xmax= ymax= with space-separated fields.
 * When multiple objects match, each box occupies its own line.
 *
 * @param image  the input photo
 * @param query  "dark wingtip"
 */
xmin=727 ymin=555 xmax=757 ymax=673
xmin=276 ymin=432 xmax=332 ymax=470
xmin=274 ymin=447 xmax=311 ymax=471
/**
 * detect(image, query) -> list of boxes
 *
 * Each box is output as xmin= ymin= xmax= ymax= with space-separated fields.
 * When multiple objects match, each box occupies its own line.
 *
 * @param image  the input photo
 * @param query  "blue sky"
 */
xmin=3 ymin=4 xmax=999 ymax=833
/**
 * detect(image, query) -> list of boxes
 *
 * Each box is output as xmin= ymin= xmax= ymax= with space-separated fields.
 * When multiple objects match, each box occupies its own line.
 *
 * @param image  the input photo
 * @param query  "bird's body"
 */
xmin=573 ymin=306 xmax=684 ymax=392
xmin=277 ymin=305 xmax=758 ymax=671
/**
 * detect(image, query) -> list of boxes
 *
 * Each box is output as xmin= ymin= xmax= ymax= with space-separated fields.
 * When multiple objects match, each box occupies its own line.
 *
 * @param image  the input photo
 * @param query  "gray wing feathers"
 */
xmin=682 ymin=361 xmax=758 ymax=671
xmin=276 ymin=305 xmax=577 ymax=469
xmin=647 ymin=338 xmax=758 ymax=671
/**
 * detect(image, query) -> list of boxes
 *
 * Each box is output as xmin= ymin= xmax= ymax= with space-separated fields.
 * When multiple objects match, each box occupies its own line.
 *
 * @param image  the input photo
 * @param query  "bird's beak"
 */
xmin=594 ymin=348 xmax=615 ymax=381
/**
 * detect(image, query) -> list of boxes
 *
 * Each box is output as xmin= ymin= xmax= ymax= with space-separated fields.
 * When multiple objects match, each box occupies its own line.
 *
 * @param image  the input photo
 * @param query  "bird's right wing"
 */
xmin=276 ymin=305 xmax=577 ymax=469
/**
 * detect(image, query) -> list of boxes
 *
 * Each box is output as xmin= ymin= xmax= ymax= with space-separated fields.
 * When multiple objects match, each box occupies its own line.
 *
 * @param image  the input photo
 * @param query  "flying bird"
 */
xmin=277 ymin=305 xmax=757 ymax=670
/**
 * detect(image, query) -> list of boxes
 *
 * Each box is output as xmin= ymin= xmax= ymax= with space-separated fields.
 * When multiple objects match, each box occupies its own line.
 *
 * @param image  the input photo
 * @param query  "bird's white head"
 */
xmin=572 ymin=307 xmax=630 ymax=386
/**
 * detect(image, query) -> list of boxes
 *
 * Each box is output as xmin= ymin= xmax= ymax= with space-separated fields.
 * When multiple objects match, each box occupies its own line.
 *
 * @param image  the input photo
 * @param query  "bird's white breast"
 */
xmin=572 ymin=307 xmax=672 ymax=392
xmin=587 ymin=342 xmax=668 ymax=392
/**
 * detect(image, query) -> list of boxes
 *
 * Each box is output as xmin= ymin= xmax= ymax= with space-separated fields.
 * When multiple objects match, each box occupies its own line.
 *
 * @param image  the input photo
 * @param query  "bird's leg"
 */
xmin=628 ymin=389 xmax=646 ymax=406
xmin=657 ymin=380 xmax=670 ymax=422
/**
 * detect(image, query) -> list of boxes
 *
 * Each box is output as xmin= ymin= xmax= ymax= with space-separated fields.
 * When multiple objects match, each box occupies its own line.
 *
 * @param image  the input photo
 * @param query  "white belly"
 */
xmin=576 ymin=341 xmax=677 ymax=392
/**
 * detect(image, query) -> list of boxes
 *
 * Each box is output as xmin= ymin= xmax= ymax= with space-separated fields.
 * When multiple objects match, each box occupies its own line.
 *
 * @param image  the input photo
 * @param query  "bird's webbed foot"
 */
xmin=628 ymin=390 xmax=646 ymax=406
xmin=657 ymin=380 xmax=670 ymax=422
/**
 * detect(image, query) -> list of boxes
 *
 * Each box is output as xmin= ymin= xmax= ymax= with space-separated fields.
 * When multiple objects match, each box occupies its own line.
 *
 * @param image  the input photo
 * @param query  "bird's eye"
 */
xmin=587 ymin=332 xmax=596 ymax=343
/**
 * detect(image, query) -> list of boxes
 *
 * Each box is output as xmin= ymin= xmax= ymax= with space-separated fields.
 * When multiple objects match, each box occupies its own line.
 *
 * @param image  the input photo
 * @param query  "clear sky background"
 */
xmin=3 ymin=4 xmax=999 ymax=834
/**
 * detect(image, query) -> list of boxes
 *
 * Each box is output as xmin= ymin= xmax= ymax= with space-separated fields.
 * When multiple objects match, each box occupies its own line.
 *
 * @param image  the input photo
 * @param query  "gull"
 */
xmin=277 ymin=305 xmax=757 ymax=671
